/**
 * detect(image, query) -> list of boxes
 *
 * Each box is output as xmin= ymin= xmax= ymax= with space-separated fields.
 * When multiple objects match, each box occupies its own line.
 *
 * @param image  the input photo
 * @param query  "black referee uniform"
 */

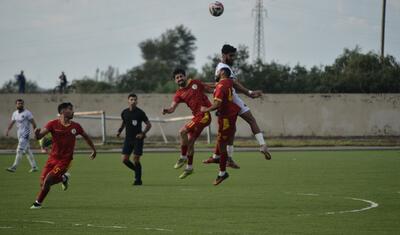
xmin=121 ymin=107 xmax=149 ymax=156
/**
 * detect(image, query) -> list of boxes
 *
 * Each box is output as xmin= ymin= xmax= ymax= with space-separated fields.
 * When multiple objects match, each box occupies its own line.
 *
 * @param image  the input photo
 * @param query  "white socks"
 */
xmin=218 ymin=171 xmax=226 ymax=177
xmin=227 ymin=145 xmax=234 ymax=158
xmin=180 ymin=155 xmax=188 ymax=160
xmin=255 ymin=133 xmax=266 ymax=146
xmin=26 ymin=148 xmax=38 ymax=169
xmin=12 ymin=149 xmax=24 ymax=168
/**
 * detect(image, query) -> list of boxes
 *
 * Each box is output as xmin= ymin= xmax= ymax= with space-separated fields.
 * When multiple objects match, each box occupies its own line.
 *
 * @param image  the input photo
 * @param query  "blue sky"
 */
xmin=0 ymin=0 xmax=399 ymax=88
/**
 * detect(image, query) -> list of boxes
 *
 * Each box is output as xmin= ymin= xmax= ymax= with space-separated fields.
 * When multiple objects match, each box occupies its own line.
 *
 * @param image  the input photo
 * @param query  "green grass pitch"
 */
xmin=1 ymin=150 xmax=399 ymax=234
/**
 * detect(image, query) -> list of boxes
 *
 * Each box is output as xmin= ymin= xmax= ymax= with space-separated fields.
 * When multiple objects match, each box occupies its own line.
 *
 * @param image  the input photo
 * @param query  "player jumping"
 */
xmin=203 ymin=44 xmax=272 ymax=167
xmin=30 ymin=102 xmax=96 ymax=209
xmin=201 ymin=67 xmax=240 ymax=185
xmin=162 ymin=68 xmax=214 ymax=179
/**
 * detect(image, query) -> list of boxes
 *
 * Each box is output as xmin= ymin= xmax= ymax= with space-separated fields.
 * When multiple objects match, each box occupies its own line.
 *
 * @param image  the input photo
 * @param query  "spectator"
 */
xmin=59 ymin=71 xmax=67 ymax=93
xmin=17 ymin=71 xmax=26 ymax=93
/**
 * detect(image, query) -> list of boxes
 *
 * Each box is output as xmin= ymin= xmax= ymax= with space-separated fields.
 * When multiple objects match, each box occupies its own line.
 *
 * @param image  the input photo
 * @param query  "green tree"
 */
xmin=0 ymin=79 xmax=40 ymax=93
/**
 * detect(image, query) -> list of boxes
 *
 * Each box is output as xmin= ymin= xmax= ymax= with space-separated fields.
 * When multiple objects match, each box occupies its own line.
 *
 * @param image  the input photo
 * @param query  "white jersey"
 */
xmin=11 ymin=109 xmax=33 ymax=139
xmin=214 ymin=62 xmax=250 ymax=115
xmin=215 ymin=62 xmax=237 ymax=80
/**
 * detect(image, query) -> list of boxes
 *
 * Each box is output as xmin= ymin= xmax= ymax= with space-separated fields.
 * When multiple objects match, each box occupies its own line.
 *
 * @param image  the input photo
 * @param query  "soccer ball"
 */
xmin=39 ymin=134 xmax=52 ymax=148
xmin=209 ymin=1 xmax=224 ymax=17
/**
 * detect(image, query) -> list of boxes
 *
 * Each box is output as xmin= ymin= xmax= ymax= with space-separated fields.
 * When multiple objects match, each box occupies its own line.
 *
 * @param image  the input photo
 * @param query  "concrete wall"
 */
xmin=1 ymin=94 xmax=399 ymax=139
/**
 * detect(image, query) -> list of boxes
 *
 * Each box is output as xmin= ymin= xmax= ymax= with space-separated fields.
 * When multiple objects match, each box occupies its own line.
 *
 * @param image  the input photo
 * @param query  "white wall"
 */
xmin=1 ymin=94 xmax=399 ymax=138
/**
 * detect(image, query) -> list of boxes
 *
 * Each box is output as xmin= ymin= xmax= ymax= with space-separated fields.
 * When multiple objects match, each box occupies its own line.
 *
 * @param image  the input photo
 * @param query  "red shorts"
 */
xmin=185 ymin=112 xmax=211 ymax=139
xmin=40 ymin=158 xmax=71 ymax=185
xmin=217 ymin=115 xmax=238 ymax=143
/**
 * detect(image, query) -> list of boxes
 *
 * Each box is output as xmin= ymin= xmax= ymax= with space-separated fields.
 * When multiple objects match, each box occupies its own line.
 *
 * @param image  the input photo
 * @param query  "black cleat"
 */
xmin=213 ymin=172 xmax=229 ymax=186
xmin=133 ymin=180 xmax=143 ymax=186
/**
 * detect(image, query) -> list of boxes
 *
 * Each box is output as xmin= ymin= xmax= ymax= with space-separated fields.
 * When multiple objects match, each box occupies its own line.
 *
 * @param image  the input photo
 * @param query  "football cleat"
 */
xmin=260 ymin=145 xmax=272 ymax=160
xmin=6 ymin=167 xmax=16 ymax=173
xmin=202 ymin=157 xmax=220 ymax=164
xmin=213 ymin=172 xmax=229 ymax=186
xmin=226 ymin=159 xmax=240 ymax=169
xmin=133 ymin=180 xmax=143 ymax=186
xmin=179 ymin=169 xmax=194 ymax=179
xmin=62 ymin=173 xmax=71 ymax=191
xmin=30 ymin=202 xmax=42 ymax=209
xmin=29 ymin=167 xmax=39 ymax=173
xmin=174 ymin=158 xmax=187 ymax=169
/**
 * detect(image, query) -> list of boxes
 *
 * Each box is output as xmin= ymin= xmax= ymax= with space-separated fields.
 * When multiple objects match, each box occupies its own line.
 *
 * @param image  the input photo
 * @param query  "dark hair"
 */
xmin=221 ymin=44 xmax=237 ymax=54
xmin=128 ymin=93 xmax=137 ymax=99
xmin=219 ymin=67 xmax=232 ymax=78
xmin=58 ymin=102 xmax=73 ymax=114
xmin=172 ymin=68 xmax=186 ymax=78
xmin=15 ymin=99 xmax=24 ymax=103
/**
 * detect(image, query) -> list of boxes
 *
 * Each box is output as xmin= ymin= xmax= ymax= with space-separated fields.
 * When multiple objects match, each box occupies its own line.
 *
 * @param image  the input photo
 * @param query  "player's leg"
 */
xmin=174 ymin=124 xmax=190 ymax=169
xmin=121 ymin=139 xmax=135 ymax=171
xmin=179 ymin=134 xmax=195 ymax=179
xmin=25 ymin=143 xmax=39 ymax=172
xmin=6 ymin=138 xmax=27 ymax=172
xmin=239 ymin=110 xmax=272 ymax=160
xmin=226 ymin=136 xmax=240 ymax=169
xmin=31 ymin=161 xmax=67 ymax=209
xmin=132 ymin=139 xmax=144 ymax=185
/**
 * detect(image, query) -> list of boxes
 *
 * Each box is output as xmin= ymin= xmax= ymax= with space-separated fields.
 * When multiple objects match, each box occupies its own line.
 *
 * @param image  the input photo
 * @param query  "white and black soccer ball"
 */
xmin=209 ymin=1 xmax=224 ymax=17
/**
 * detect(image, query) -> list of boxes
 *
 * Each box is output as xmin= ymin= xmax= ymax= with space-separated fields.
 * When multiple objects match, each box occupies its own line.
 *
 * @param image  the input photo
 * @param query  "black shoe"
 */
xmin=213 ymin=172 xmax=229 ymax=186
xmin=133 ymin=180 xmax=142 ymax=186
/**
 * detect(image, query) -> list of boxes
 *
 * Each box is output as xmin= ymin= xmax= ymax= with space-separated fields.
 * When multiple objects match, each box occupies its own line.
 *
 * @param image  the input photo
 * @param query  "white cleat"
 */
xmin=30 ymin=202 xmax=42 ymax=209
xmin=6 ymin=167 xmax=16 ymax=173
xmin=260 ymin=145 xmax=272 ymax=160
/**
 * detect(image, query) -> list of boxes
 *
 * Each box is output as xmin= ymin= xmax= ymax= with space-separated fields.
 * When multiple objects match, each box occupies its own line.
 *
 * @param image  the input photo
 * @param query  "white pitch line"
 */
xmin=87 ymin=224 xmax=127 ymax=229
xmin=297 ymin=193 xmax=319 ymax=196
xmin=0 ymin=226 xmax=13 ymax=229
xmin=32 ymin=220 xmax=55 ymax=224
xmin=324 ymin=197 xmax=379 ymax=215
xmin=144 ymin=227 xmax=174 ymax=232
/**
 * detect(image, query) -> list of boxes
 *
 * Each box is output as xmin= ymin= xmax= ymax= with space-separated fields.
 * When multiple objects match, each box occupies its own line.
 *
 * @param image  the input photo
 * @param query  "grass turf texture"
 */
xmin=0 ymin=150 xmax=399 ymax=234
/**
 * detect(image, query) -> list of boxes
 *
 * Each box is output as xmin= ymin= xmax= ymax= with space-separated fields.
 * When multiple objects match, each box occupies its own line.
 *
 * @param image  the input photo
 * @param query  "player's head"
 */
xmin=173 ymin=68 xmax=187 ymax=87
xmin=15 ymin=99 xmax=24 ymax=110
xmin=128 ymin=93 xmax=138 ymax=107
xmin=216 ymin=67 xmax=231 ymax=81
xmin=58 ymin=102 xmax=74 ymax=119
xmin=221 ymin=44 xmax=237 ymax=66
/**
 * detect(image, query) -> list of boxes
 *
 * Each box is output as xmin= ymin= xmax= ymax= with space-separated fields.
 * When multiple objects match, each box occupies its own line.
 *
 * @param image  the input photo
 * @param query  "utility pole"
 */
xmin=380 ymin=0 xmax=386 ymax=62
xmin=253 ymin=0 xmax=267 ymax=62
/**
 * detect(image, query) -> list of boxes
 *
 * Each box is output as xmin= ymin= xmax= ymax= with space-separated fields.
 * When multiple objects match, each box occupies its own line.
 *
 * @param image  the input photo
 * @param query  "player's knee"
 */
xmin=122 ymin=156 xmax=130 ymax=163
xmin=179 ymin=128 xmax=188 ymax=136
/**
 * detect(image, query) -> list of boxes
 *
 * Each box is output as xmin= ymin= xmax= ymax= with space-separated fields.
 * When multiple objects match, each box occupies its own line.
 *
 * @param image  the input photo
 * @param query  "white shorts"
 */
xmin=232 ymin=91 xmax=250 ymax=115
xmin=17 ymin=137 xmax=30 ymax=152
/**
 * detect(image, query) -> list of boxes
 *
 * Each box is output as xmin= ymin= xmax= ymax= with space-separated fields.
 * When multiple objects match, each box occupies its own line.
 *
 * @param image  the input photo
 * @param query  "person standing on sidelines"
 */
xmin=30 ymin=102 xmax=96 ymax=209
xmin=117 ymin=93 xmax=152 ymax=185
xmin=162 ymin=68 xmax=213 ymax=179
xmin=203 ymin=44 xmax=271 ymax=167
xmin=5 ymin=99 xmax=39 ymax=173
xmin=201 ymin=67 xmax=240 ymax=185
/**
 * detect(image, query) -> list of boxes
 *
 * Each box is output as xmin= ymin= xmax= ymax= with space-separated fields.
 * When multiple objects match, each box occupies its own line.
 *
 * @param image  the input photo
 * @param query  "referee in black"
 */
xmin=117 ymin=93 xmax=152 ymax=185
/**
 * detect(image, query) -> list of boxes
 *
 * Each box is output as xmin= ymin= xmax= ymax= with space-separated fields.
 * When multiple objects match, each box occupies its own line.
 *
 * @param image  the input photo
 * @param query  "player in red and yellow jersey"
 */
xmin=201 ymin=67 xmax=240 ymax=185
xmin=163 ymin=68 xmax=214 ymax=179
xmin=30 ymin=102 xmax=96 ymax=209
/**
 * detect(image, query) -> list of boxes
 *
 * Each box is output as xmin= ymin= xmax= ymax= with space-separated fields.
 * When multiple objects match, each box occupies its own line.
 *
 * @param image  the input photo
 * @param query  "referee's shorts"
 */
xmin=122 ymin=137 xmax=144 ymax=156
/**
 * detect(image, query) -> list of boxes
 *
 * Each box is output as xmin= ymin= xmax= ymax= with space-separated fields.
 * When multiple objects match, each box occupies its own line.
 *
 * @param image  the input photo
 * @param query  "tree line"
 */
xmin=1 ymin=25 xmax=399 ymax=94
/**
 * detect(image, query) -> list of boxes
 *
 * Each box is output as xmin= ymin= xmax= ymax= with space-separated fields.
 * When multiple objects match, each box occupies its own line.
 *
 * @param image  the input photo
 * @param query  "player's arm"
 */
xmin=30 ymin=118 xmax=37 ymax=129
xmin=34 ymin=127 xmax=50 ymax=140
xmin=5 ymin=120 xmax=15 ymax=136
xmin=200 ymin=99 xmax=222 ymax=113
xmin=203 ymin=82 xmax=216 ymax=93
xmin=117 ymin=121 xmax=125 ymax=137
xmin=136 ymin=120 xmax=152 ymax=139
xmin=80 ymin=131 xmax=96 ymax=160
xmin=232 ymin=79 xmax=263 ymax=98
xmin=162 ymin=101 xmax=179 ymax=115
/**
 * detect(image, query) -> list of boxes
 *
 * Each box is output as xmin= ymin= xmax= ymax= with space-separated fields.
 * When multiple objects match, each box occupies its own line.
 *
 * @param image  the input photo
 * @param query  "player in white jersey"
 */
xmin=5 ymin=99 xmax=39 ymax=173
xmin=203 ymin=44 xmax=272 ymax=167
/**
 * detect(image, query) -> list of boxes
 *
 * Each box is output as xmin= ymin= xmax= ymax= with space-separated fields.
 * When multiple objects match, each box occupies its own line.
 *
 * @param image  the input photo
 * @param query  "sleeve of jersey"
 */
xmin=214 ymin=84 xmax=225 ymax=102
xmin=142 ymin=111 xmax=149 ymax=122
xmin=44 ymin=120 xmax=54 ymax=132
xmin=11 ymin=112 xmax=16 ymax=121
xmin=76 ymin=123 xmax=84 ymax=135
xmin=28 ymin=111 xmax=34 ymax=120
xmin=173 ymin=92 xmax=181 ymax=103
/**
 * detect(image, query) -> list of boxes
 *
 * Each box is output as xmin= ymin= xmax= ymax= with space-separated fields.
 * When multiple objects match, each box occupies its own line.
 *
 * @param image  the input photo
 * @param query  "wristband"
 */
xmin=248 ymin=90 xmax=254 ymax=95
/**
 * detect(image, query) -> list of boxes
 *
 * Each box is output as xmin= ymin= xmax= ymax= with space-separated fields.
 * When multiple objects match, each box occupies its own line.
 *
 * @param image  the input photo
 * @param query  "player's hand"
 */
xmin=250 ymin=90 xmax=263 ymax=98
xmin=200 ymin=106 xmax=208 ymax=113
xmin=5 ymin=130 xmax=9 ymax=137
xmin=162 ymin=108 xmax=170 ymax=115
xmin=116 ymin=132 xmax=121 ymax=138
xmin=89 ymin=150 xmax=96 ymax=160
xmin=136 ymin=133 xmax=145 ymax=139
xmin=34 ymin=128 xmax=41 ymax=139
